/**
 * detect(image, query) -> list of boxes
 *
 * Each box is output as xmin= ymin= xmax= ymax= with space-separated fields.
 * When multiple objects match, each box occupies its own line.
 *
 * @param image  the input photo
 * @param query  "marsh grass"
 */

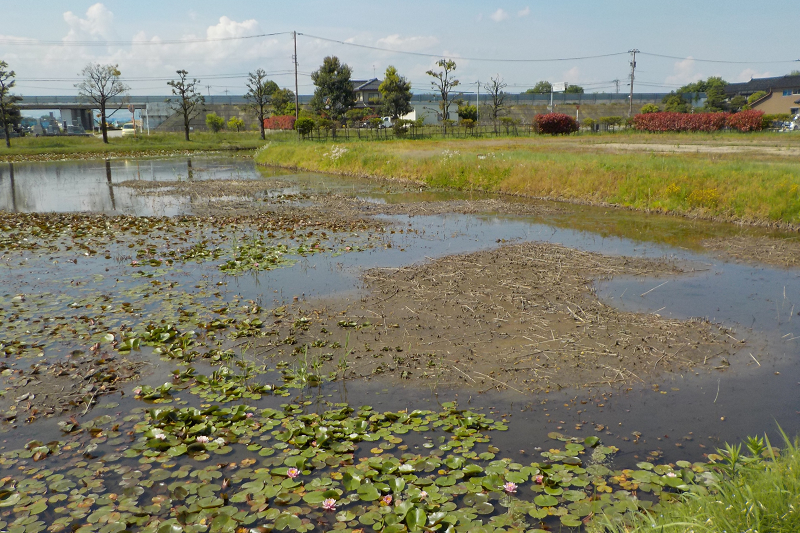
xmin=2 ymin=131 xmax=290 ymax=159
xmin=256 ymin=137 xmax=800 ymax=226
xmin=590 ymin=429 xmax=800 ymax=533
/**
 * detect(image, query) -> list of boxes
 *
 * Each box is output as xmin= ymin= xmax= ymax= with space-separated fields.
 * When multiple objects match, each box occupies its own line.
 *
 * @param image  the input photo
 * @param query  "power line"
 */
xmin=299 ymin=33 xmax=628 ymax=63
xmin=640 ymin=52 xmax=800 ymax=65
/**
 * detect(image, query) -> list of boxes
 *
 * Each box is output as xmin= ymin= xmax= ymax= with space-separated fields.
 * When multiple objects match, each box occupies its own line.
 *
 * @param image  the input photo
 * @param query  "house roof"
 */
xmin=725 ymin=74 xmax=800 ymax=95
xmin=351 ymin=78 xmax=382 ymax=91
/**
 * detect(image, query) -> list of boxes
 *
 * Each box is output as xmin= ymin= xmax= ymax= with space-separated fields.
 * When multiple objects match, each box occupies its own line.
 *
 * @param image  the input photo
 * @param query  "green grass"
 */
xmin=255 ymin=135 xmax=800 ymax=226
xmin=590 ymin=431 xmax=800 ymax=532
xmin=1 ymin=131 xmax=289 ymax=160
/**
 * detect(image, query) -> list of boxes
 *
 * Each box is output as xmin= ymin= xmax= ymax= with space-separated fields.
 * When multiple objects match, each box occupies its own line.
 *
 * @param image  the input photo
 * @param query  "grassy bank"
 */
xmin=591 ymin=432 xmax=800 ymax=532
xmin=255 ymin=136 xmax=800 ymax=227
xmin=0 ymin=131 xmax=285 ymax=162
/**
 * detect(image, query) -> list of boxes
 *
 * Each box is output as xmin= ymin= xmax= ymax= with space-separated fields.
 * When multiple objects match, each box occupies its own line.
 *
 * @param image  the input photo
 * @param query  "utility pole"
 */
xmin=476 ymin=81 xmax=480 ymax=124
xmin=293 ymin=31 xmax=299 ymax=121
xmin=628 ymin=49 xmax=639 ymax=116
xmin=613 ymin=79 xmax=620 ymax=94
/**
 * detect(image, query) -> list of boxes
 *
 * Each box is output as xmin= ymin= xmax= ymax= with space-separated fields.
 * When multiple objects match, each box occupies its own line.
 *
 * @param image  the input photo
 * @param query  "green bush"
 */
xmin=205 ymin=113 xmax=225 ymax=133
xmin=640 ymin=104 xmax=660 ymax=114
xmin=294 ymin=117 xmax=315 ymax=138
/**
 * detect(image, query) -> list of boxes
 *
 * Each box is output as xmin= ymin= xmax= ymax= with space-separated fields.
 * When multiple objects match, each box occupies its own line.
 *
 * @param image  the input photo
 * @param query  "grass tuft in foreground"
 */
xmin=591 ymin=428 xmax=800 ymax=533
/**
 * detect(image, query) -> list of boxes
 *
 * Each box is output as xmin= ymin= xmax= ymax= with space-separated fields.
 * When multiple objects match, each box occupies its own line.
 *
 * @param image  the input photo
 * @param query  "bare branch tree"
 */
xmin=167 ymin=70 xmax=205 ymax=142
xmin=426 ymin=59 xmax=459 ymax=134
xmin=483 ymin=75 xmax=508 ymax=134
xmin=0 ymin=61 xmax=22 ymax=148
xmin=76 ymin=63 xmax=129 ymax=144
xmin=245 ymin=69 xmax=278 ymax=140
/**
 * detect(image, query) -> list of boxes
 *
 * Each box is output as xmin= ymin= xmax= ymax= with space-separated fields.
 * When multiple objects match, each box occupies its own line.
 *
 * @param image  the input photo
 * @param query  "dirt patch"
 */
xmin=702 ymin=235 xmax=800 ymax=268
xmin=118 ymin=178 xmax=290 ymax=197
xmin=254 ymin=242 xmax=738 ymax=395
xmin=599 ymin=142 xmax=800 ymax=157
xmin=0 ymin=352 xmax=141 ymax=423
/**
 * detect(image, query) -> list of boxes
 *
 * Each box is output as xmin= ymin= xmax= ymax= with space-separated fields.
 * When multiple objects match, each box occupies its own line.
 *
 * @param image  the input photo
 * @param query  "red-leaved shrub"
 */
xmin=263 ymin=115 xmax=297 ymax=130
xmin=535 ymin=113 xmax=579 ymax=135
xmin=633 ymin=112 xmax=729 ymax=132
xmin=726 ymin=110 xmax=764 ymax=132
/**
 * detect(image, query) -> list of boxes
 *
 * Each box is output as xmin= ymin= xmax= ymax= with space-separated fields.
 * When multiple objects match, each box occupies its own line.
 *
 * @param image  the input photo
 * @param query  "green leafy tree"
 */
xmin=565 ymin=84 xmax=584 ymax=94
xmin=167 ymin=70 xmax=205 ymax=141
xmin=271 ymin=88 xmax=295 ymax=116
xmin=76 ymin=63 xmax=129 ymax=144
xmin=729 ymin=95 xmax=747 ymax=112
xmin=483 ymin=75 xmax=507 ymax=134
xmin=789 ymin=70 xmax=800 ymax=76
xmin=379 ymin=66 xmax=413 ymax=120
xmin=457 ymin=104 xmax=477 ymax=121
xmin=662 ymin=92 xmax=690 ymax=113
xmin=526 ymin=81 xmax=552 ymax=94
xmin=227 ymin=116 xmax=245 ymax=132
xmin=310 ymin=56 xmax=355 ymax=122
xmin=426 ymin=59 xmax=459 ymax=134
xmin=747 ymin=91 xmax=767 ymax=104
xmin=345 ymin=108 xmax=371 ymax=127
xmin=294 ymin=117 xmax=314 ymax=139
xmin=245 ymin=69 xmax=278 ymax=140
xmin=640 ymin=104 xmax=660 ymax=114
xmin=676 ymin=76 xmax=728 ymax=111
xmin=205 ymin=113 xmax=225 ymax=133
xmin=0 ymin=61 xmax=22 ymax=148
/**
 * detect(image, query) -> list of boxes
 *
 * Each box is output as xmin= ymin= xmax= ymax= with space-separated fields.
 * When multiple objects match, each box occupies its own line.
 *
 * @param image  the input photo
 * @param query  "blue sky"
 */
xmin=1 ymin=1 xmax=798 ymax=96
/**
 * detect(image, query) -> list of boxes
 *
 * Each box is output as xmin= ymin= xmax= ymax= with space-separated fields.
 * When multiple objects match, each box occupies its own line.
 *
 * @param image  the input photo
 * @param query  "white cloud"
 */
xmin=376 ymin=34 xmax=439 ymax=51
xmin=517 ymin=7 xmax=530 ymax=17
xmin=562 ymin=67 xmax=580 ymax=83
xmin=63 ymin=3 xmax=115 ymax=42
xmin=736 ymin=68 xmax=771 ymax=81
xmin=490 ymin=9 xmax=509 ymax=22
xmin=665 ymin=58 xmax=704 ymax=86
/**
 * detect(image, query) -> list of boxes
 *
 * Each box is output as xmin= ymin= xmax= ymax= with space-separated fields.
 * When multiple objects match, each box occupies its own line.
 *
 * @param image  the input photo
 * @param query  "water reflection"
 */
xmin=0 ymin=157 xmax=289 ymax=215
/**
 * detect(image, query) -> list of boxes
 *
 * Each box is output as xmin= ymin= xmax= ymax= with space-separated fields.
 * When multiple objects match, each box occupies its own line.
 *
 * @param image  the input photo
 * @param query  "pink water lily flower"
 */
xmin=503 ymin=482 xmax=517 ymax=494
xmin=419 ymin=490 xmax=428 ymax=500
xmin=534 ymin=474 xmax=544 ymax=484
xmin=322 ymin=498 xmax=337 ymax=511
xmin=286 ymin=468 xmax=300 ymax=479
xmin=381 ymin=495 xmax=392 ymax=506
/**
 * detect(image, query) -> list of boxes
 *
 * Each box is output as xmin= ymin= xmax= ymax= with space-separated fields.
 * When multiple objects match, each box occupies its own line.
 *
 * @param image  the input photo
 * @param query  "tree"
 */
xmin=526 ymin=81 xmax=552 ymax=94
xmin=457 ymin=104 xmax=477 ymax=121
xmin=310 ymin=56 xmax=355 ymax=122
xmin=640 ymin=104 xmax=660 ymax=114
xmin=0 ymin=61 xmax=22 ymax=148
xmin=76 ymin=63 xmax=129 ymax=144
xmin=729 ymin=95 xmax=747 ymax=112
xmin=565 ymin=84 xmax=584 ymax=94
xmin=747 ymin=91 xmax=767 ymax=104
xmin=662 ymin=92 xmax=690 ymax=113
xmin=227 ymin=116 xmax=245 ymax=132
xmin=789 ymin=70 xmax=800 ymax=76
xmin=426 ymin=59 xmax=459 ymax=134
xmin=271 ymin=88 xmax=295 ymax=116
xmin=379 ymin=66 xmax=413 ymax=120
xmin=483 ymin=75 xmax=507 ymax=134
xmin=167 ymin=70 xmax=205 ymax=142
xmin=205 ymin=113 xmax=225 ymax=133
xmin=294 ymin=117 xmax=314 ymax=139
xmin=345 ymin=108 xmax=371 ymax=127
xmin=245 ymin=69 xmax=278 ymax=140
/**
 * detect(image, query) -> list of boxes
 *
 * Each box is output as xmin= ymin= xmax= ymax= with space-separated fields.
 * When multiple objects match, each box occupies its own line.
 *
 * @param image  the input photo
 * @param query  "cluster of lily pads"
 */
xmin=0 ymin=361 xmax=717 ymax=533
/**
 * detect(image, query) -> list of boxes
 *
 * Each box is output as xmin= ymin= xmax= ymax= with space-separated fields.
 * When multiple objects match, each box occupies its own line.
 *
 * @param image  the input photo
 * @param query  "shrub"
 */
xmin=640 ymin=104 xmax=660 ymax=114
xmin=205 ymin=113 xmax=225 ymax=133
xmin=264 ymin=115 xmax=297 ymax=131
xmin=227 ymin=117 xmax=245 ymax=132
xmin=633 ymin=111 xmax=729 ymax=132
xmin=582 ymin=118 xmax=596 ymax=130
xmin=727 ymin=110 xmax=764 ymax=132
xmin=535 ymin=113 xmax=578 ymax=135
xmin=747 ymin=90 xmax=767 ymax=104
xmin=294 ymin=117 xmax=314 ymax=138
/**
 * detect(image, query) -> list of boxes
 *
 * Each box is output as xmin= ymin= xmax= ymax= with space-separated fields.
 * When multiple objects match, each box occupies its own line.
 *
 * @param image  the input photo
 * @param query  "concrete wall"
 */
xmin=149 ymin=104 xmax=261 ymax=133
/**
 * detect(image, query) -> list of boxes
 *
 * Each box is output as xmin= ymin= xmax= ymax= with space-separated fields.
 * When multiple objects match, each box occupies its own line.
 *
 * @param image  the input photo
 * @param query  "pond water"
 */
xmin=0 ymin=156 xmax=798 ymax=530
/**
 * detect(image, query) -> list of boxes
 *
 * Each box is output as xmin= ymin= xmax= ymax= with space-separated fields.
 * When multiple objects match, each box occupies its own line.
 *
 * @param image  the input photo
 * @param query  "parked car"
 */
xmin=121 ymin=123 xmax=136 ymax=136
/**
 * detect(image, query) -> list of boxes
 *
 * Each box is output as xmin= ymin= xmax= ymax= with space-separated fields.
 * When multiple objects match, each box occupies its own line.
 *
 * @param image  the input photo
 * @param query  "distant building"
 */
xmin=351 ymin=79 xmax=382 ymax=110
xmin=725 ymin=74 xmax=800 ymax=115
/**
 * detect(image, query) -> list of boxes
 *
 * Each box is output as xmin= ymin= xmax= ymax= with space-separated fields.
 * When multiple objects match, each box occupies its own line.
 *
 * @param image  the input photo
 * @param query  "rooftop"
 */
xmin=725 ymin=74 xmax=800 ymax=95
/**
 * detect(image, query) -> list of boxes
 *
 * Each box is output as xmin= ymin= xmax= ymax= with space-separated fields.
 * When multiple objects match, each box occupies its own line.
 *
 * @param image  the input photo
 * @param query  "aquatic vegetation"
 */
xmin=0 ymin=362 xmax=721 ymax=533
